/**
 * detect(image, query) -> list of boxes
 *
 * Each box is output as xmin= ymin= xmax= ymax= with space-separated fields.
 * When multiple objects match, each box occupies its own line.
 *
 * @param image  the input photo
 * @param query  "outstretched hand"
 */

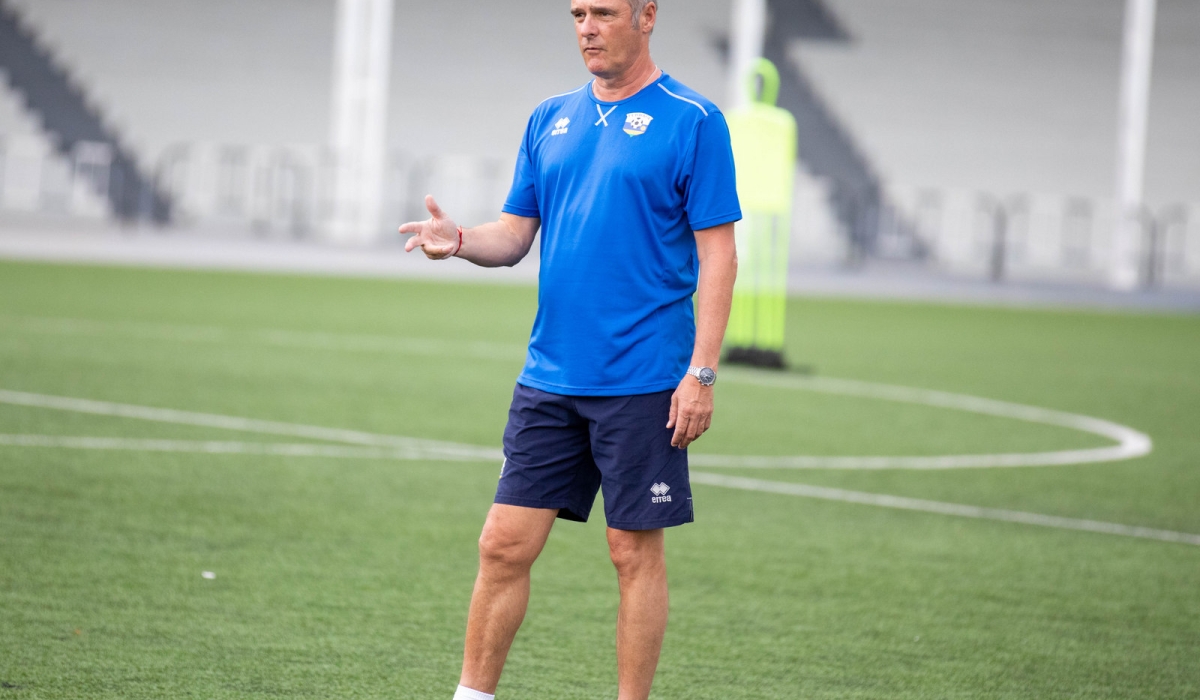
xmin=399 ymin=195 xmax=460 ymax=259
xmin=667 ymin=376 xmax=713 ymax=449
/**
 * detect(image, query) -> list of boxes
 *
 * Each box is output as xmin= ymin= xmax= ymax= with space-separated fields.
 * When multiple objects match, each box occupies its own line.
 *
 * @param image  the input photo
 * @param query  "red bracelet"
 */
xmin=453 ymin=226 xmax=464 ymax=257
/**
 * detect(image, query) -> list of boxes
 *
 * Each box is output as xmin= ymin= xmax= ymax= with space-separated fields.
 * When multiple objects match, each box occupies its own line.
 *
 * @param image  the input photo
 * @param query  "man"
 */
xmin=399 ymin=1 xmax=739 ymax=698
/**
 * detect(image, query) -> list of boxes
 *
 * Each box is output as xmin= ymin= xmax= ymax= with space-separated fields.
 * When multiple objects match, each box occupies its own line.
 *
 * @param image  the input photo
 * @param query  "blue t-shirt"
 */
xmin=503 ymin=73 xmax=741 ymax=397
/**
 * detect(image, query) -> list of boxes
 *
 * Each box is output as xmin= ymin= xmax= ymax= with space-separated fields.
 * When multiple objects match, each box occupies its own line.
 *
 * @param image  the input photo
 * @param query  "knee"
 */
xmin=608 ymin=530 xmax=664 ymax=578
xmin=478 ymin=522 xmax=539 ymax=574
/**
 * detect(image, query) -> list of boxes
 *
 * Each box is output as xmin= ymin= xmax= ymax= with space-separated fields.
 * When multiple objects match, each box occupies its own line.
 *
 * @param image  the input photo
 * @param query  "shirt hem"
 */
xmin=517 ymin=375 xmax=681 ymax=397
xmin=690 ymin=210 xmax=743 ymax=231
xmin=502 ymin=204 xmax=540 ymax=218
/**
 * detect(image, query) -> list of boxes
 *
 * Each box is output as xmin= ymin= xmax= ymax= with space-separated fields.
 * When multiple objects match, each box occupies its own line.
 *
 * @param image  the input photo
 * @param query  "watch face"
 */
xmin=698 ymin=367 xmax=716 ymax=386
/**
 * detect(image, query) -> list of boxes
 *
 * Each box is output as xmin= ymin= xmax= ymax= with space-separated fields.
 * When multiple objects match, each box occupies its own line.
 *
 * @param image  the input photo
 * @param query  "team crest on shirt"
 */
xmin=623 ymin=112 xmax=654 ymax=137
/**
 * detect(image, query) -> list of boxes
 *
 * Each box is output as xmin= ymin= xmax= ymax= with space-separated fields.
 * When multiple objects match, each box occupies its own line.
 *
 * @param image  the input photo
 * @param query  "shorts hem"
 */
xmin=494 ymin=495 xmax=590 ymax=522
xmin=606 ymin=514 xmax=694 ymax=531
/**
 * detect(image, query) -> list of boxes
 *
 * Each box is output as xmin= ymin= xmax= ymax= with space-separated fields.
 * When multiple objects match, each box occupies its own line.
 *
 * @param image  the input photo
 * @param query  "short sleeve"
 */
xmin=502 ymin=114 xmax=541 ymax=218
xmin=680 ymin=112 xmax=742 ymax=231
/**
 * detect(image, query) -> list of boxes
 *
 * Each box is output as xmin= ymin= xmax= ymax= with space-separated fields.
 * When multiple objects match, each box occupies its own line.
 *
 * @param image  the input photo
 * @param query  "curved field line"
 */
xmin=0 ymin=388 xmax=1190 ymax=546
xmin=0 ymin=317 xmax=1154 ymax=467
xmin=0 ymin=371 xmax=1153 ymax=470
xmin=701 ymin=371 xmax=1153 ymax=470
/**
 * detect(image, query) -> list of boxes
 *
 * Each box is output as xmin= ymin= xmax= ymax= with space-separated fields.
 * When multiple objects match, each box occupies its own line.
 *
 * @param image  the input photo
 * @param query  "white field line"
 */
xmin=0 ymin=390 xmax=503 ymax=462
xmin=0 ymin=434 xmax=476 ymax=462
xmin=696 ymin=370 xmax=1154 ymax=470
xmin=1 ymin=433 xmax=1194 ymax=547
xmin=1 ymin=316 xmax=1153 ymax=470
xmin=0 ymin=316 xmax=527 ymax=362
xmin=690 ymin=472 xmax=1200 ymax=547
xmin=0 ymin=389 xmax=1190 ymax=547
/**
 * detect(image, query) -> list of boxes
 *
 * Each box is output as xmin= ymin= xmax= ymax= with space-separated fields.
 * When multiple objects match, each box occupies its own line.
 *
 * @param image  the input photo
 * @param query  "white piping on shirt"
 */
xmin=657 ymin=83 xmax=709 ymax=116
xmin=536 ymin=84 xmax=587 ymax=108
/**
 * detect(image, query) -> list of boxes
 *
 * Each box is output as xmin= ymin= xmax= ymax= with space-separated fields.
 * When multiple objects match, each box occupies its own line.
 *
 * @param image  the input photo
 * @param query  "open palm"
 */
xmin=399 ymin=195 xmax=459 ymax=259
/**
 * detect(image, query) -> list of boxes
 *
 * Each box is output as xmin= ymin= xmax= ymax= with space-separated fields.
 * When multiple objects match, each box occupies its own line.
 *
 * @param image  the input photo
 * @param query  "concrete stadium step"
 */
xmin=0 ymin=0 xmax=170 ymax=222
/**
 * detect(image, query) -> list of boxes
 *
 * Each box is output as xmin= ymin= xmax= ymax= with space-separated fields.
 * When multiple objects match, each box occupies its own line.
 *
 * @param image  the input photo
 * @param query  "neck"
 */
xmin=592 ymin=55 xmax=659 ymax=102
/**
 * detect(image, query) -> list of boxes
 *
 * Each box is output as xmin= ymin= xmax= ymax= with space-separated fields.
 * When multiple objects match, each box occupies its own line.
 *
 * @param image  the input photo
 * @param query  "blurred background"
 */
xmin=3 ymin=5 xmax=1199 ymax=695
xmin=0 ymin=0 xmax=1197 ymax=306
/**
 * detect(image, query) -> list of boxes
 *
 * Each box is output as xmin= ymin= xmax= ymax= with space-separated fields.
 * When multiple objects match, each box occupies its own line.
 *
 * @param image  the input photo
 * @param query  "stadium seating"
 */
xmin=0 ymin=0 xmax=1196 ymax=284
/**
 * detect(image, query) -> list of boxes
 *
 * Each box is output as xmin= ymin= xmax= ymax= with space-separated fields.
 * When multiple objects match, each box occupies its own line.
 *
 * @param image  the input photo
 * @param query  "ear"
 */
xmin=641 ymin=1 xmax=657 ymax=34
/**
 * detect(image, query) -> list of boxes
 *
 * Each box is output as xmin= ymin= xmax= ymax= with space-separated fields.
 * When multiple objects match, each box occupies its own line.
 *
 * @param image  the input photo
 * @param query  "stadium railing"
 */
xmin=0 ymin=132 xmax=1196 ymax=291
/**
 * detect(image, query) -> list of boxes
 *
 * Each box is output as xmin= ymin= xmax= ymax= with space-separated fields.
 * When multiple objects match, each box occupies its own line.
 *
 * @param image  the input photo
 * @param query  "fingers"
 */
xmin=400 ymin=195 xmax=454 ymax=257
xmin=400 ymin=216 xmax=430 ymax=253
xmin=691 ymin=414 xmax=709 ymax=443
xmin=673 ymin=415 xmax=709 ymax=449
xmin=669 ymin=380 xmax=716 ymax=449
xmin=423 ymin=244 xmax=457 ymax=260
xmin=399 ymin=220 xmax=426 ymax=253
xmin=671 ymin=413 xmax=691 ymax=449
xmin=671 ymin=406 xmax=713 ymax=449
xmin=404 ymin=233 xmax=444 ymax=256
xmin=402 ymin=230 xmax=452 ymax=258
xmin=425 ymin=194 xmax=445 ymax=219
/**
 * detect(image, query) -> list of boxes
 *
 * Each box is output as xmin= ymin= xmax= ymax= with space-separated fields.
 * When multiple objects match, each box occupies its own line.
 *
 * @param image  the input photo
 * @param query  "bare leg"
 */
xmin=459 ymin=504 xmax=558 ymax=694
xmin=608 ymin=527 xmax=669 ymax=700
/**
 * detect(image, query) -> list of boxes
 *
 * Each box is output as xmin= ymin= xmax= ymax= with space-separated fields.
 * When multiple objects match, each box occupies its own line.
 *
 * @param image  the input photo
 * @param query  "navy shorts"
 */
xmin=496 ymin=383 xmax=694 ymax=531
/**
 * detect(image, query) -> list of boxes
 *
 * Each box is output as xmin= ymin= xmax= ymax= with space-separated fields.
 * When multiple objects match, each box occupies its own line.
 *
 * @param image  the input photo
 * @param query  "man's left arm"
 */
xmin=667 ymin=222 xmax=737 ymax=449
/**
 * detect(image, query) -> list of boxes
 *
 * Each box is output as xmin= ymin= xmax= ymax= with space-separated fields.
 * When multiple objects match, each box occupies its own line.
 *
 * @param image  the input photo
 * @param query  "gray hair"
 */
xmin=629 ymin=0 xmax=657 ymax=29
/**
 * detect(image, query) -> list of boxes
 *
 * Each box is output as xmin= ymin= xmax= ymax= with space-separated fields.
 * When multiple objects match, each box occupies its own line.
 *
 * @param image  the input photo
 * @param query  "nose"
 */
xmin=578 ymin=14 xmax=597 ymax=38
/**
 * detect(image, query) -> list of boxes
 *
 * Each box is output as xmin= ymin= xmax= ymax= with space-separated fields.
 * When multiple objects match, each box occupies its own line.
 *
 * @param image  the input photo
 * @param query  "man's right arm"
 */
xmin=399 ymin=195 xmax=540 ymax=268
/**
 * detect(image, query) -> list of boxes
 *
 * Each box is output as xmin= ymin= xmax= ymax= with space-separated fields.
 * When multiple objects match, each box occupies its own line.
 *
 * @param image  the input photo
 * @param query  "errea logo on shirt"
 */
xmin=552 ymin=117 xmax=570 ymax=136
xmin=624 ymin=112 xmax=654 ymax=137
xmin=650 ymin=482 xmax=672 ymax=503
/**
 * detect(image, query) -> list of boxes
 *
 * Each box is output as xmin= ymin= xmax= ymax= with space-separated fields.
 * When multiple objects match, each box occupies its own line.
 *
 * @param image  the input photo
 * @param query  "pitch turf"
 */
xmin=0 ymin=260 xmax=1197 ymax=699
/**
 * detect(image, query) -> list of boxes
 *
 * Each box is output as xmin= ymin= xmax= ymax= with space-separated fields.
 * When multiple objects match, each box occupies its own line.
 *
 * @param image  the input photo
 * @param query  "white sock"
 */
xmin=453 ymin=685 xmax=494 ymax=700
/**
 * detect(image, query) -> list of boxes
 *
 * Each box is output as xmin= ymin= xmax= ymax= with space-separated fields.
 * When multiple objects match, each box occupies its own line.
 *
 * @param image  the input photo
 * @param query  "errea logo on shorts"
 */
xmin=552 ymin=117 xmax=570 ymax=136
xmin=650 ymin=482 xmax=672 ymax=503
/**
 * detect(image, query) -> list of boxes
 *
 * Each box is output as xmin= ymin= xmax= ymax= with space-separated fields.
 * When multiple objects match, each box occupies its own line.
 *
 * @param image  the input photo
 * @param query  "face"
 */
xmin=571 ymin=0 xmax=655 ymax=80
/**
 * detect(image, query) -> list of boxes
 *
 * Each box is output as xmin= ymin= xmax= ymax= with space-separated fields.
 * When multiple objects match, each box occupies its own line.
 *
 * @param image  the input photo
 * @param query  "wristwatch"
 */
xmin=687 ymin=366 xmax=717 ymax=387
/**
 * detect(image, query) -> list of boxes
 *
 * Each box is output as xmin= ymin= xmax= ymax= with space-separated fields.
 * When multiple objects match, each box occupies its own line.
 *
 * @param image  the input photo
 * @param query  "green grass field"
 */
xmin=1 ymin=260 xmax=1198 ymax=699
